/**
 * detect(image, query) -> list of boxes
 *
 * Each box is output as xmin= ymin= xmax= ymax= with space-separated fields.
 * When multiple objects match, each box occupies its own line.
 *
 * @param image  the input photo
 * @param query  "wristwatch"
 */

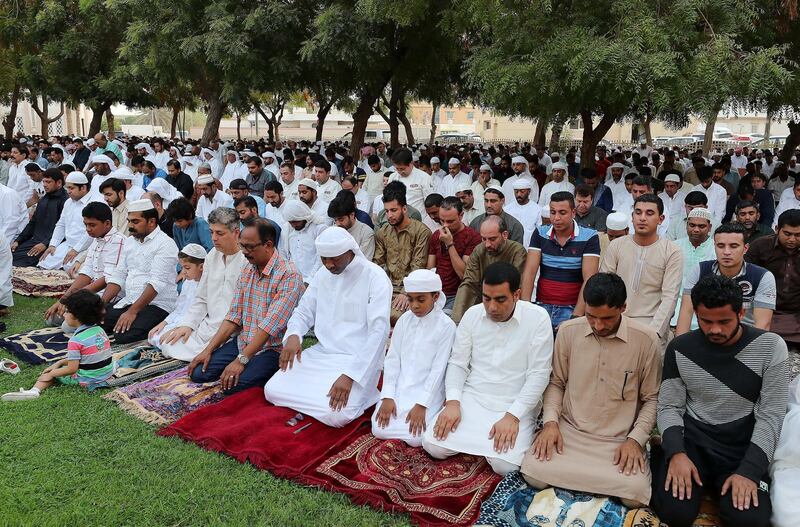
xmin=237 ymin=353 xmax=250 ymax=365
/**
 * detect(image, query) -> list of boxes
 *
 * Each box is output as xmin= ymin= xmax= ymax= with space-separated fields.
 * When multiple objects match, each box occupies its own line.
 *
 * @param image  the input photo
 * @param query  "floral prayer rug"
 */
xmin=11 ymin=267 xmax=72 ymax=297
xmin=0 ymin=327 xmax=68 ymax=364
xmin=90 ymin=345 xmax=183 ymax=390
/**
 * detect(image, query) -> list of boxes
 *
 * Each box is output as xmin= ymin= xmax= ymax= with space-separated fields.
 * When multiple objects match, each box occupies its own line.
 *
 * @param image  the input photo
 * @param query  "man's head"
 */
xmin=479 ymin=215 xmax=508 ymax=255
xmin=196 ymin=174 xmax=216 ymax=199
xmin=93 ymin=133 xmax=107 ymax=148
xmin=663 ymin=172 xmax=682 ymax=197
xmin=234 ymin=196 xmax=259 ymax=222
xmin=328 ymin=192 xmax=358 ymax=230
xmin=630 ymin=175 xmax=654 ymax=201
xmin=574 ymin=185 xmax=593 ymax=216
xmin=298 ymin=178 xmax=318 ymax=206
xmin=511 ymin=155 xmax=527 ymax=175
xmin=551 ymin=162 xmax=567 ymax=182
xmin=127 ymin=200 xmax=160 ymax=240
xmin=207 ymin=206 xmax=241 ymax=254
xmin=483 ymin=187 xmax=505 ymax=216
xmin=697 ymin=166 xmax=713 ymax=189
xmin=64 ymin=172 xmax=90 ymax=200
xmin=279 ymin=162 xmax=295 ymax=185
xmin=583 ymin=273 xmax=627 ymax=337
xmin=632 ymin=194 xmax=664 ymax=236
xmin=313 ymin=159 xmax=332 ymax=184
xmin=513 ymin=179 xmax=532 ymax=205
xmin=424 ymin=193 xmax=444 ymax=224
xmin=735 ymin=200 xmax=760 ymax=230
xmin=683 ymin=190 xmax=709 ymax=216
xmin=711 ymin=162 xmax=726 ymax=183
xmin=81 ymin=201 xmax=113 ymax=239
xmin=316 ymin=226 xmax=359 ymax=275
xmin=25 ymin=162 xmax=43 ymax=182
xmin=457 ymin=188 xmax=474 ymax=210
xmin=391 ymin=148 xmax=415 ymax=177
xmin=752 ymin=172 xmax=768 ymax=190
xmin=549 ymin=192 xmax=576 ymax=233
xmin=691 ymin=275 xmax=744 ymax=345
xmin=228 ymin=179 xmax=251 ymax=200
xmin=99 ymin=178 xmax=126 ymax=208
xmin=685 ymin=207 xmax=713 ymax=246
xmin=448 ymin=158 xmax=461 ymax=176
xmin=777 ymin=209 xmax=800 ymax=252
xmin=713 ymin=223 xmax=748 ymax=271
xmin=247 ymin=157 xmax=263 ymax=177
xmin=10 ymin=145 xmax=27 ymax=164
xmin=239 ymin=219 xmax=277 ymax=268
xmin=438 ymin=197 xmax=464 ymax=233
xmin=481 ymin=261 xmax=521 ymax=323
xmin=41 ymin=168 xmax=64 ymax=194
xmin=166 ymin=159 xmax=182 ymax=178
xmin=340 ymin=175 xmax=359 ymax=194
xmin=382 ymin=180 xmax=408 ymax=227
xmin=581 ymin=168 xmax=599 ymax=191
xmin=166 ymin=198 xmax=196 ymax=230
xmin=264 ymin=180 xmax=284 ymax=208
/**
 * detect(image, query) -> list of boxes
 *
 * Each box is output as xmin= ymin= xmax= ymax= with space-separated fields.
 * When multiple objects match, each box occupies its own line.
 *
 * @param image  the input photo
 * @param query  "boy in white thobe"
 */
xmin=39 ymin=172 xmax=96 ymax=271
xmin=422 ymin=261 xmax=553 ymax=475
xmin=264 ymin=227 xmax=392 ymax=428
xmin=372 ymin=270 xmax=456 ymax=447
xmin=281 ymin=200 xmax=327 ymax=283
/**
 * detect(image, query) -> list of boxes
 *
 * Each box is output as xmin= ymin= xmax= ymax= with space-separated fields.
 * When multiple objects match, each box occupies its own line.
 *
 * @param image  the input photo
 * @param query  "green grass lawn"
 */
xmin=0 ymin=295 xmax=410 ymax=527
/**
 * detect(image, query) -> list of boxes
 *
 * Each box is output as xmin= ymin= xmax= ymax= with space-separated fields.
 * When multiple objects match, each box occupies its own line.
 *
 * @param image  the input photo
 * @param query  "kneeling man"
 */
xmin=422 ymin=262 xmax=553 ymax=475
xmin=264 ymin=227 xmax=392 ymax=427
xmin=521 ymin=272 xmax=661 ymax=507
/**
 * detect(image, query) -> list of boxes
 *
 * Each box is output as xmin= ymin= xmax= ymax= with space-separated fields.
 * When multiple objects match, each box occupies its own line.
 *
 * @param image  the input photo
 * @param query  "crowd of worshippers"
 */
xmin=1 ymin=133 xmax=800 ymax=526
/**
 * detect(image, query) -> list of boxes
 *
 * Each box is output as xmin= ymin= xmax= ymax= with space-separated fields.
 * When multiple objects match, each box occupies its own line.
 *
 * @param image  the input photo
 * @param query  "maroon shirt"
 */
xmin=428 ymin=225 xmax=482 ymax=296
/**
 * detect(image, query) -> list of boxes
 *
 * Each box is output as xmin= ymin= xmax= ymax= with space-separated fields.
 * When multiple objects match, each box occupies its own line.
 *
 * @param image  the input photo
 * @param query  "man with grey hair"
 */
xmin=156 ymin=207 xmax=248 ymax=361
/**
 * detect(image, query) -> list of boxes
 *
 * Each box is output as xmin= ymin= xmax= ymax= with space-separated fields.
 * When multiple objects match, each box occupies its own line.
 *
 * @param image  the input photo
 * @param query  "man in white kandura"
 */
xmin=422 ymin=261 xmax=554 ymax=475
xmin=264 ymin=227 xmax=393 ymax=427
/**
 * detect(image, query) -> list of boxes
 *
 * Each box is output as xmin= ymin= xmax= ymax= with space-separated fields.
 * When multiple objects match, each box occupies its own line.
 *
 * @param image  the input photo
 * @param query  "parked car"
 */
xmin=434 ymin=133 xmax=482 ymax=144
xmin=746 ymin=136 xmax=788 ymax=150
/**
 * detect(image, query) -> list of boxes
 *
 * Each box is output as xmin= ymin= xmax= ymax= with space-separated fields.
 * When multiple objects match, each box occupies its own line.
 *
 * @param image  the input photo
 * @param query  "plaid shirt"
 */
xmin=226 ymin=251 xmax=303 ymax=354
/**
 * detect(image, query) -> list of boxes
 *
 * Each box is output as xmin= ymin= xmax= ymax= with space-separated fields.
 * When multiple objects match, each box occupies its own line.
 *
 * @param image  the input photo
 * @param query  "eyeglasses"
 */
xmin=238 ymin=242 xmax=265 ymax=253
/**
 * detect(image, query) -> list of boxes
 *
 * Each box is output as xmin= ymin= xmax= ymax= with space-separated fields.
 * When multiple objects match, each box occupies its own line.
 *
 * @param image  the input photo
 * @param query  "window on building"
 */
xmin=445 ymin=111 xmax=455 ymax=121
xmin=569 ymin=118 xmax=582 ymax=130
xmin=466 ymin=111 xmax=474 ymax=120
xmin=751 ymin=123 xmax=759 ymax=133
xmin=484 ymin=120 xmax=492 ymax=130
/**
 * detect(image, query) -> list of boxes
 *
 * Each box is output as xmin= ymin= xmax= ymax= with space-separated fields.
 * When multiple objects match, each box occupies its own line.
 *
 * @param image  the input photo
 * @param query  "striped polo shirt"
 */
xmin=530 ymin=220 xmax=600 ymax=306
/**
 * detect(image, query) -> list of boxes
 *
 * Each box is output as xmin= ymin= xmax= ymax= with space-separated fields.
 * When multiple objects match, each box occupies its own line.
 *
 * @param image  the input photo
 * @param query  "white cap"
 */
xmin=551 ymin=152 xmax=561 ymax=158
xmin=484 ymin=185 xmax=504 ymax=196
xmin=85 ymin=138 xmax=96 ymax=146
xmin=430 ymin=156 xmax=440 ymax=164
xmin=511 ymin=155 xmax=527 ymax=165
xmin=606 ymin=212 xmax=629 ymax=230
xmin=129 ymin=198 xmax=156 ymax=212
xmin=196 ymin=174 xmax=215 ymax=185
xmin=610 ymin=162 xmax=626 ymax=170
xmin=403 ymin=269 xmax=443 ymax=294
xmin=92 ymin=154 xmax=115 ymax=168
xmin=455 ymin=182 xmax=472 ymax=194
xmin=687 ymin=208 xmax=713 ymax=222
xmin=179 ymin=243 xmax=208 ymax=260
xmin=298 ymin=178 xmax=318 ymax=190
xmin=493 ymin=157 xmax=501 ymax=165
xmin=111 ymin=167 xmax=135 ymax=180
xmin=552 ymin=161 xmax=568 ymax=172
xmin=512 ymin=178 xmax=533 ymax=190
xmin=262 ymin=151 xmax=276 ymax=159
xmin=448 ymin=157 xmax=460 ymax=166
xmin=664 ymin=173 xmax=681 ymax=183
xmin=65 ymin=171 xmax=88 ymax=184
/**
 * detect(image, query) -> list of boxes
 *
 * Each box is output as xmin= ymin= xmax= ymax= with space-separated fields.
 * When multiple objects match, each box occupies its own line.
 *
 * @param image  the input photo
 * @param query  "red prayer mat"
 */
xmin=158 ymin=387 xmax=501 ymax=526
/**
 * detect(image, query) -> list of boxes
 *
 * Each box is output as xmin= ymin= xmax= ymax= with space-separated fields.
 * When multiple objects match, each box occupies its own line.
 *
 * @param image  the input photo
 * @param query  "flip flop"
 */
xmin=0 ymin=359 xmax=19 ymax=375
xmin=1 ymin=389 xmax=39 ymax=401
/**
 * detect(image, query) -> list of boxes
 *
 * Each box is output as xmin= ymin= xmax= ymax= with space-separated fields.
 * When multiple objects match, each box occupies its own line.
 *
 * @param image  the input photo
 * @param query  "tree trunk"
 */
xmin=398 ymin=98 xmax=415 ymax=146
xmin=170 ymin=105 xmax=180 ymax=138
xmin=88 ymin=102 xmax=111 ymax=137
xmin=315 ymin=101 xmax=333 ymax=142
xmin=349 ymin=91 xmax=382 ymax=159
xmin=702 ymin=108 xmax=719 ymax=155
xmin=201 ymin=96 xmax=225 ymax=146
xmin=105 ymin=109 xmax=115 ymax=139
xmin=534 ymin=118 xmax=548 ymax=146
xmin=579 ymin=112 xmax=616 ymax=169
xmin=235 ymin=112 xmax=242 ymax=141
xmin=780 ymin=120 xmax=800 ymax=163
xmin=548 ymin=116 xmax=565 ymax=152
xmin=382 ymin=90 xmax=401 ymax=149
xmin=253 ymin=103 xmax=274 ymax=143
xmin=764 ymin=111 xmax=772 ymax=142
xmin=640 ymin=116 xmax=653 ymax=146
xmin=429 ymin=103 xmax=439 ymax=145
xmin=2 ymin=83 xmax=20 ymax=139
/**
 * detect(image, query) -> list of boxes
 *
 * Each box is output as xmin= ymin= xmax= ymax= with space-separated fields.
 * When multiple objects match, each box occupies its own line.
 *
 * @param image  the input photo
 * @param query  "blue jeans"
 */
xmin=190 ymin=339 xmax=280 ymax=395
xmin=537 ymin=303 xmax=575 ymax=332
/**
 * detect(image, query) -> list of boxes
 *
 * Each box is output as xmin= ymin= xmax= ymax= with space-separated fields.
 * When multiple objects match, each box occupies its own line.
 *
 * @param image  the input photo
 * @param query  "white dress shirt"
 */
xmin=47 ymin=192 xmax=95 ymax=253
xmin=774 ymin=194 xmax=800 ymax=229
xmin=195 ymin=190 xmax=234 ymax=221
xmin=281 ymin=178 xmax=300 ymax=201
xmin=0 ymin=184 xmax=28 ymax=244
xmin=501 ymin=174 xmax=540 ymax=206
xmin=285 ymin=222 xmax=327 ymax=282
xmin=505 ymin=200 xmax=543 ymax=249
xmin=317 ymin=178 xmax=342 ymax=203
xmin=538 ymin=180 xmax=575 ymax=217
xmin=109 ymin=226 xmax=178 ymax=313
xmin=692 ymin=182 xmax=727 ymax=224
xmin=388 ymin=167 xmax=433 ymax=217
xmin=79 ymin=228 xmax=126 ymax=285
xmin=6 ymin=160 xmax=32 ymax=199
xmin=439 ymin=171 xmax=471 ymax=198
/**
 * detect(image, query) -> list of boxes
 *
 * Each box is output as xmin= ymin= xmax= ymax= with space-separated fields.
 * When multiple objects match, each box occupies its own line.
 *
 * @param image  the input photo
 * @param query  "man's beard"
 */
xmin=388 ymin=212 xmax=405 ymax=226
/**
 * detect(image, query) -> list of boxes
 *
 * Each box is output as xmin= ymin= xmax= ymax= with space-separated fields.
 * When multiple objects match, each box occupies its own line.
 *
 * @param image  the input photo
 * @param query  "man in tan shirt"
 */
xmin=521 ymin=272 xmax=661 ymax=508
xmin=600 ymin=194 xmax=683 ymax=345
xmin=374 ymin=180 xmax=432 ymax=324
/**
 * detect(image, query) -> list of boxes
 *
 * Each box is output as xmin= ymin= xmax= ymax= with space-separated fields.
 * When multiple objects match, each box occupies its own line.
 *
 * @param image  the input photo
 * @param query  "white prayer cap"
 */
xmin=610 ymin=162 xmax=626 ymax=170
xmin=412 ymin=154 xmax=420 ymax=162
xmin=179 ymin=243 xmax=208 ymax=260
xmin=282 ymin=200 xmax=315 ymax=222
xmin=430 ymin=156 xmax=440 ymax=164
xmin=511 ymin=155 xmax=527 ymax=164
xmin=551 ymin=152 xmax=561 ymax=158
xmin=472 ymin=149 xmax=480 ymax=154
xmin=403 ymin=269 xmax=442 ymax=293
xmin=129 ymin=198 xmax=156 ymax=212
xmin=201 ymin=148 xmax=214 ymax=157
xmin=480 ymin=164 xmax=492 ymax=172
xmin=687 ymin=207 xmax=713 ymax=222
xmin=262 ymin=151 xmax=276 ymax=159
xmin=419 ymin=145 xmax=428 ymax=152
xmin=242 ymin=150 xmax=256 ymax=158
xmin=493 ymin=157 xmax=501 ymax=165
xmin=196 ymin=174 xmax=215 ymax=185
xmin=512 ymin=178 xmax=533 ymax=190
xmin=606 ymin=212 xmax=629 ymax=231
xmin=298 ymin=178 xmax=317 ymax=190
xmin=484 ymin=185 xmax=504 ymax=196
xmin=184 ymin=147 xmax=194 ymax=155
xmin=92 ymin=154 xmax=115 ymax=168
xmin=134 ymin=142 xmax=150 ymax=150
xmin=20 ymin=137 xmax=28 ymax=144
xmin=552 ymin=161 xmax=568 ymax=172
xmin=792 ymin=156 xmax=797 ymax=161
xmin=65 ymin=171 xmax=88 ymax=184
xmin=448 ymin=157 xmax=460 ymax=166
xmin=664 ymin=173 xmax=681 ymax=183
xmin=455 ymin=182 xmax=472 ymax=194
xmin=86 ymin=138 xmax=96 ymax=146
xmin=111 ymin=167 xmax=135 ymax=180
xmin=756 ymin=149 xmax=763 ymax=154
xmin=315 ymin=226 xmax=364 ymax=259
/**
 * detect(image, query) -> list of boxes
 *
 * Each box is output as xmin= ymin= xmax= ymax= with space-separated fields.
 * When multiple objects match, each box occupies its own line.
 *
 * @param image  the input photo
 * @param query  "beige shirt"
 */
xmin=600 ymin=235 xmax=683 ymax=339
xmin=112 ymin=200 xmax=129 ymax=237
xmin=347 ymin=220 xmax=375 ymax=261
xmin=542 ymin=316 xmax=662 ymax=447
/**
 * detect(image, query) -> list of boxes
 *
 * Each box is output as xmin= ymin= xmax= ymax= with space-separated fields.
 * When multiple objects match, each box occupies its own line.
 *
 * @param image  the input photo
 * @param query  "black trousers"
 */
xmin=102 ymin=304 xmax=169 ymax=344
xmin=12 ymin=239 xmax=45 ymax=267
xmin=650 ymin=439 xmax=772 ymax=527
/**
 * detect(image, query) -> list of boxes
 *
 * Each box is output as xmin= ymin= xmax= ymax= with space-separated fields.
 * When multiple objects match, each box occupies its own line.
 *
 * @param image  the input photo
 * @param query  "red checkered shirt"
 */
xmin=226 ymin=251 xmax=303 ymax=353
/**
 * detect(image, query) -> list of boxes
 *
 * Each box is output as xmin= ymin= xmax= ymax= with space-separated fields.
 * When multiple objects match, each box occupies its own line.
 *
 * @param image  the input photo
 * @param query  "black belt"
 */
xmin=80 ymin=357 xmax=112 ymax=370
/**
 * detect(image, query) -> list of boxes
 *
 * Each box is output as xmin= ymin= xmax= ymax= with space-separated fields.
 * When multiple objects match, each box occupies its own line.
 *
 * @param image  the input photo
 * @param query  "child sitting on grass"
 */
xmin=147 ymin=243 xmax=206 ymax=351
xmin=2 ymin=290 xmax=113 ymax=401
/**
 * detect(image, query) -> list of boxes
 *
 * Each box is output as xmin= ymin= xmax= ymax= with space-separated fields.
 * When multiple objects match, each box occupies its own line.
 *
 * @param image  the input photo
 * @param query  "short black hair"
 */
xmin=166 ymin=197 xmax=196 ymax=222
xmin=99 ymin=178 xmax=125 ymax=194
xmin=684 ymin=191 xmax=708 ymax=206
xmin=391 ymin=148 xmax=413 ymax=165
xmin=691 ymin=274 xmax=743 ymax=313
xmin=264 ymin=180 xmax=283 ymax=194
xmin=234 ymin=196 xmax=258 ymax=210
xmin=25 ymin=162 xmax=42 ymax=173
xmin=228 ymin=178 xmax=248 ymax=190
xmin=166 ymin=159 xmax=181 ymax=171
xmin=583 ymin=272 xmax=627 ymax=308
xmin=247 ymin=156 xmax=263 ymax=166
xmin=735 ymin=199 xmax=758 ymax=213
xmin=440 ymin=196 xmax=463 ymax=214
xmin=713 ymin=222 xmax=746 ymax=241
xmin=131 ymin=155 xmax=145 ymax=166
xmin=778 ymin=209 xmax=800 ymax=229
xmin=633 ymin=193 xmax=664 ymax=215
xmin=549 ymin=191 xmax=575 ymax=208
xmin=482 ymin=261 xmax=521 ymax=292
xmin=247 ymin=218 xmax=277 ymax=245
xmin=424 ymin=193 xmax=444 ymax=208
xmin=60 ymin=289 xmax=105 ymax=326
xmin=698 ymin=166 xmax=713 ymax=182
xmin=313 ymin=159 xmax=331 ymax=172
xmin=580 ymin=167 xmax=597 ymax=181
xmin=382 ymin=180 xmax=407 ymax=206
xmin=81 ymin=201 xmax=112 ymax=222
xmin=631 ymin=175 xmax=653 ymax=189
xmin=367 ymin=154 xmax=381 ymax=165
xmin=42 ymin=168 xmax=64 ymax=183
xmin=328 ymin=194 xmax=357 ymax=218
xmin=574 ymin=184 xmax=593 ymax=198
